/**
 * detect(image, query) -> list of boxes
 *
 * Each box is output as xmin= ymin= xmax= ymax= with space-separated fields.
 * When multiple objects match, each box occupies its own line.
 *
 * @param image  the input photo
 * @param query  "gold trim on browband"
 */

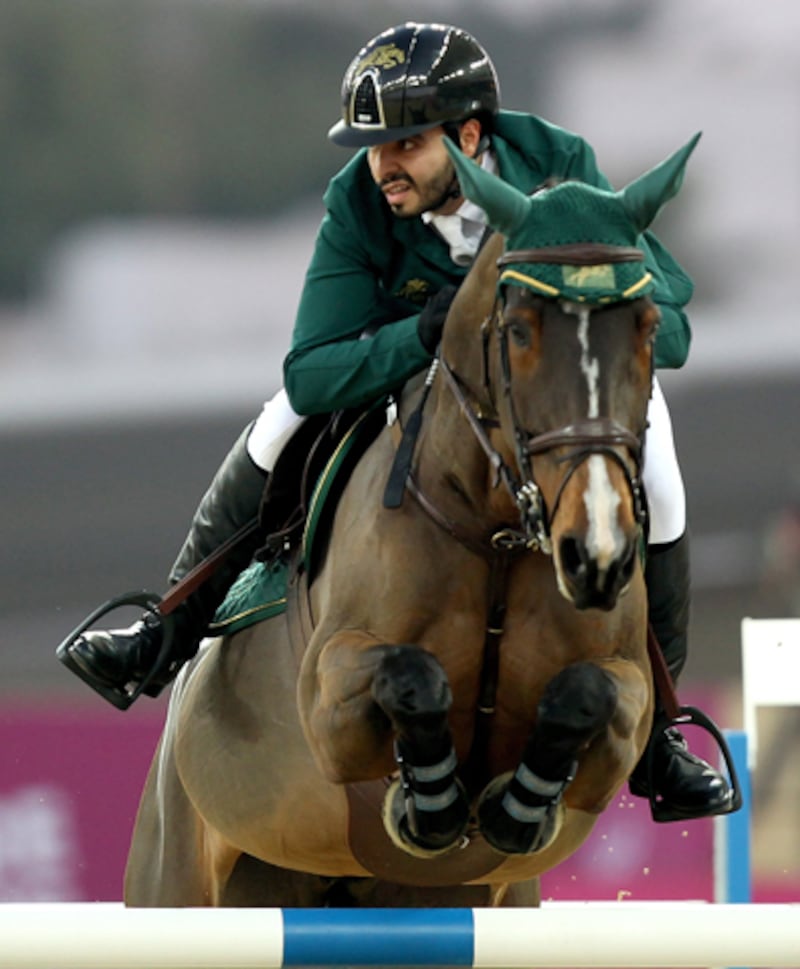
xmin=499 ymin=267 xmax=654 ymax=301
xmin=498 ymin=268 xmax=561 ymax=297
xmin=621 ymin=272 xmax=653 ymax=298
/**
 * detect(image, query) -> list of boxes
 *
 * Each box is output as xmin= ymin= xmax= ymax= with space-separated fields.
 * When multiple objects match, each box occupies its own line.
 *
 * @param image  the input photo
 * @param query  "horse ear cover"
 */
xmin=620 ymin=132 xmax=702 ymax=233
xmin=444 ymin=135 xmax=532 ymax=237
xmin=444 ymin=132 xmax=701 ymax=303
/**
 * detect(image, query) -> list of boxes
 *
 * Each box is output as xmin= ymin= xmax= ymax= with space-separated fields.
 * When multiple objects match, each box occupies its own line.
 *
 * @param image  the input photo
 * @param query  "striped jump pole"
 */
xmin=0 ymin=902 xmax=799 ymax=968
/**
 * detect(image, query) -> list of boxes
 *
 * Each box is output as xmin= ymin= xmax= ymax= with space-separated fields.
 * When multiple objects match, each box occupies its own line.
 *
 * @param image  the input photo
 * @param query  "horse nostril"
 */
xmin=559 ymin=536 xmax=587 ymax=581
xmin=619 ymin=537 xmax=638 ymax=587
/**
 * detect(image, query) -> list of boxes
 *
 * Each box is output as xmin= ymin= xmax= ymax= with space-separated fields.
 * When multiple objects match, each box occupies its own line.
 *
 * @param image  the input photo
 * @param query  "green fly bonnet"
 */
xmin=445 ymin=132 xmax=700 ymax=303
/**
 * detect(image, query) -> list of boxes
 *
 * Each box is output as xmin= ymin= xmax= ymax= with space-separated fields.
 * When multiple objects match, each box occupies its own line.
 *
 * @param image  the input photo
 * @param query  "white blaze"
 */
xmin=576 ymin=309 xmax=600 ymax=418
xmin=571 ymin=304 xmax=624 ymax=571
xmin=585 ymin=455 xmax=622 ymax=569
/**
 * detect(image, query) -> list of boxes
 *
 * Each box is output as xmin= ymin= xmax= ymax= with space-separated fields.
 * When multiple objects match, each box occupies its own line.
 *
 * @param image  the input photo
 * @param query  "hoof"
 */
xmin=371 ymin=646 xmax=452 ymax=731
xmin=476 ymin=773 xmax=564 ymax=855
xmin=381 ymin=778 xmax=470 ymax=858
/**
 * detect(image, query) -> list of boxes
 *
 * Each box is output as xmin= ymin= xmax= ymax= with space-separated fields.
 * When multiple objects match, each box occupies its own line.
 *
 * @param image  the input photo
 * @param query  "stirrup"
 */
xmin=639 ymin=705 xmax=743 ymax=823
xmin=56 ymin=590 xmax=176 ymax=711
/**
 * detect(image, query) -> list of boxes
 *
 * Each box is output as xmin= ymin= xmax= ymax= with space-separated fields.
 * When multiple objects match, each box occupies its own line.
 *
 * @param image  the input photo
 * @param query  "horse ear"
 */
xmin=620 ymin=132 xmax=702 ymax=233
xmin=444 ymin=137 xmax=532 ymax=237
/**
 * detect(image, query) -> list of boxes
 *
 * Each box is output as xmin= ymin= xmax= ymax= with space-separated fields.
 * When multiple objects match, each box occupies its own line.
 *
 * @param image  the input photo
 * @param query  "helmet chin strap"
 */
xmin=474 ymin=133 xmax=492 ymax=157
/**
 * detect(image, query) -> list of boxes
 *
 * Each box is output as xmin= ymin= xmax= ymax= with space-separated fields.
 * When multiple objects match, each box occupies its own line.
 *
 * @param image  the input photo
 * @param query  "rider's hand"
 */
xmin=416 ymin=285 xmax=459 ymax=354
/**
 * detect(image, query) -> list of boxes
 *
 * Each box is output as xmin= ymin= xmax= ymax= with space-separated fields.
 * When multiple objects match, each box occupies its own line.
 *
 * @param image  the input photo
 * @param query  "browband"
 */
xmin=498 ymin=244 xmax=644 ymax=267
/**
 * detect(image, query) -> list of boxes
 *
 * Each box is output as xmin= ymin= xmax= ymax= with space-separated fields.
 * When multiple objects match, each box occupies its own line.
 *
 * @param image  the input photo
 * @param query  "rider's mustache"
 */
xmin=379 ymin=174 xmax=415 ymax=190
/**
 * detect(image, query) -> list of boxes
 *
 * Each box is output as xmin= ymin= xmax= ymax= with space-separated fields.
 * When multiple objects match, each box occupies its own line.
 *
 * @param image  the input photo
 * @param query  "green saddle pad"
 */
xmin=208 ymin=558 xmax=289 ymax=636
xmin=210 ymin=404 xmax=383 ymax=636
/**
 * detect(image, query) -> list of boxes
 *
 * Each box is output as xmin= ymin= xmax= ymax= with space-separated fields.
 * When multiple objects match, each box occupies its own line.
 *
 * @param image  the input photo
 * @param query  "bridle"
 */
xmin=435 ymin=243 xmax=650 ymax=555
xmin=382 ymin=241 xmax=653 ymax=754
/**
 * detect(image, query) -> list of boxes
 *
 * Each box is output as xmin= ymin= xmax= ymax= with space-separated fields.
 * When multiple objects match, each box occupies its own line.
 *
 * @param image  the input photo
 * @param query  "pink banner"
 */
xmin=0 ymin=702 xmax=162 ymax=901
xmin=0 ymin=691 xmax=729 ymax=903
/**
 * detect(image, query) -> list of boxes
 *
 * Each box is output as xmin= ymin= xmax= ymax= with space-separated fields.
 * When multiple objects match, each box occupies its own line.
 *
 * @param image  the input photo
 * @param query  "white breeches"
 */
xmin=246 ymin=377 xmax=685 ymax=546
xmin=246 ymin=388 xmax=307 ymax=473
xmin=642 ymin=377 xmax=686 ymax=545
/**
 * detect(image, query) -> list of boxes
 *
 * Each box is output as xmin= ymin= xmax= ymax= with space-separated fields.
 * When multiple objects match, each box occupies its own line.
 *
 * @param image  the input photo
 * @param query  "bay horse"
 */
xmin=124 ymin=135 xmax=700 ymax=908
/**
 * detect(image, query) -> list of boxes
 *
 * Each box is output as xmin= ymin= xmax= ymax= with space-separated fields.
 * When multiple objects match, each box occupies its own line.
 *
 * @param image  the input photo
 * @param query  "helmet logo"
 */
xmin=356 ymin=43 xmax=406 ymax=73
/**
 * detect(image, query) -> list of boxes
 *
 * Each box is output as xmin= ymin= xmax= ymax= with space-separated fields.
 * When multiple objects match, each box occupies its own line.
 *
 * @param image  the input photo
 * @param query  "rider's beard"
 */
xmin=385 ymin=160 xmax=460 ymax=218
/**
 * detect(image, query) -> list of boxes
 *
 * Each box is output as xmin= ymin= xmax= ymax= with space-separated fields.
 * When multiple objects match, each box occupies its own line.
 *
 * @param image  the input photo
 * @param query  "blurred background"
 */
xmin=1 ymin=0 xmax=798 ymax=903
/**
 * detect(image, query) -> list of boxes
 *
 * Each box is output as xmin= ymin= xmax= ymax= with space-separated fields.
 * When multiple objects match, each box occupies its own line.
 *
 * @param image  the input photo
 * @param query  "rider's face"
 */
xmin=367 ymin=126 xmax=463 ymax=218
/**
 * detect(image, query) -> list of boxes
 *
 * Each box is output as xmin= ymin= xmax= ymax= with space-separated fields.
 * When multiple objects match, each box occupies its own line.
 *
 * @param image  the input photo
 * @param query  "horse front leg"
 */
xmin=372 ymin=646 xmax=470 ymax=856
xmin=477 ymin=661 xmax=618 ymax=854
xmin=300 ymin=634 xmax=470 ymax=856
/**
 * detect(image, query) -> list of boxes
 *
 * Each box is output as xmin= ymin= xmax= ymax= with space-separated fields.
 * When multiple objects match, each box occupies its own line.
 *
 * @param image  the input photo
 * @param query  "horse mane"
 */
xmin=440 ymin=231 xmax=504 ymax=389
xmin=455 ymin=231 xmax=504 ymax=322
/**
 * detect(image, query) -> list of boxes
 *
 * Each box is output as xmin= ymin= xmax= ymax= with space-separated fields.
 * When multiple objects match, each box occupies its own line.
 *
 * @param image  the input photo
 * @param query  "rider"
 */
xmin=59 ymin=23 xmax=733 ymax=821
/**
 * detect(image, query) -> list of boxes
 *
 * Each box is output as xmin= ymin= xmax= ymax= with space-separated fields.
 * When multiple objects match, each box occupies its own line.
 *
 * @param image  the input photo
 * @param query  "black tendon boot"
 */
xmin=59 ymin=425 xmax=267 ymax=707
xmin=629 ymin=532 xmax=734 ymax=818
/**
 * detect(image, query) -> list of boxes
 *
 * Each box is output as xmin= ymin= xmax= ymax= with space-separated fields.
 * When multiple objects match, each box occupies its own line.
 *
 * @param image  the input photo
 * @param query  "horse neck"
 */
xmin=414 ymin=272 xmax=517 ymax=525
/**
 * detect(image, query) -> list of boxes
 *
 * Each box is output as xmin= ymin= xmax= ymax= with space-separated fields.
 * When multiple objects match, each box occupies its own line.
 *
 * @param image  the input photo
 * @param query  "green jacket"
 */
xmin=284 ymin=110 xmax=693 ymax=416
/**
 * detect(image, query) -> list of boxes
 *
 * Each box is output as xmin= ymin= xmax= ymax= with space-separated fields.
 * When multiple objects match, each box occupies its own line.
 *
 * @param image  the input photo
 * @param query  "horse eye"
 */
xmin=639 ymin=304 xmax=661 ymax=345
xmin=508 ymin=319 xmax=531 ymax=348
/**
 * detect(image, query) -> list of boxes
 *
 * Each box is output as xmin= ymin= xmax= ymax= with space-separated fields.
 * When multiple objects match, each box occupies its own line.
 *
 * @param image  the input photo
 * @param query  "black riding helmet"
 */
xmin=328 ymin=23 xmax=500 ymax=148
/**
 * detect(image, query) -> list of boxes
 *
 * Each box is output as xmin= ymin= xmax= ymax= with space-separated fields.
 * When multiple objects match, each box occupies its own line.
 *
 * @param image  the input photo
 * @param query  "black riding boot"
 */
xmin=59 ymin=425 xmax=267 ymax=706
xmin=629 ymin=532 xmax=734 ymax=819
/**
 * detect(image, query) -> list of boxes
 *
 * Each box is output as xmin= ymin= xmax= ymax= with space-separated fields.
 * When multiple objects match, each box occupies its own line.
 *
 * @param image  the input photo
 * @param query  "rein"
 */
xmin=437 ymin=326 xmax=647 ymax=556
xmin=389 ymin=241 xmax=651 ymax=557
xmin=385 ymin=245 xmax=651 ymax=767
xmin=492 ymin=245 xmax=648 ymax=547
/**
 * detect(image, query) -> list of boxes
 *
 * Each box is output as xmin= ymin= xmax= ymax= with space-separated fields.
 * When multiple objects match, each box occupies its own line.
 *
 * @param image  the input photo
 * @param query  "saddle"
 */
xmin=210 ymin=400 xmax=387 ymax=636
